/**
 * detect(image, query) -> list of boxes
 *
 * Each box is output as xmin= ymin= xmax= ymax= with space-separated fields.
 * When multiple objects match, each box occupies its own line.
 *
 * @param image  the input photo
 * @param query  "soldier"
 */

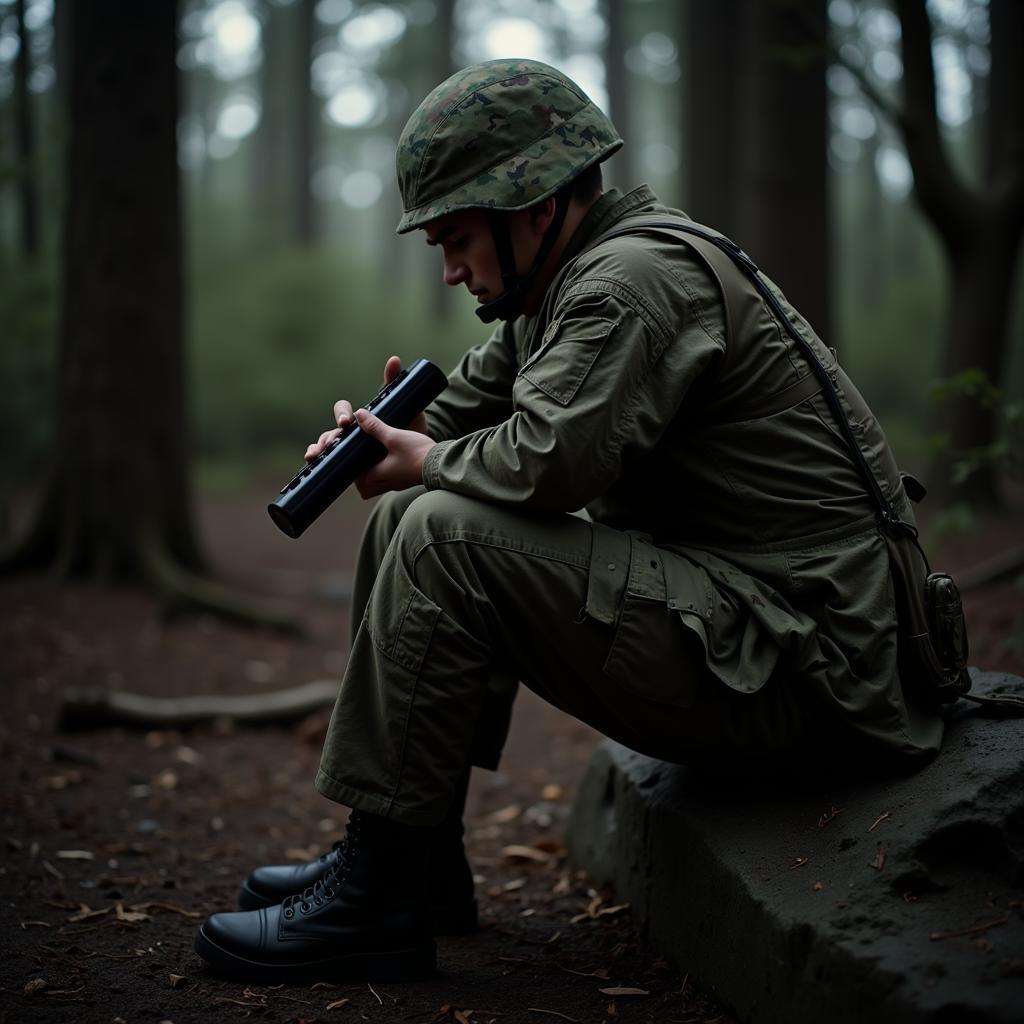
xmin=195 ymin=59 xmax=943 ymax=983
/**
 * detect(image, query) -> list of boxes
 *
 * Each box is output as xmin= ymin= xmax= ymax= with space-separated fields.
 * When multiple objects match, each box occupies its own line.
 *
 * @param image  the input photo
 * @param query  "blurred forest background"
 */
xmin=0 ymin=0 xmax=1021 ymax=598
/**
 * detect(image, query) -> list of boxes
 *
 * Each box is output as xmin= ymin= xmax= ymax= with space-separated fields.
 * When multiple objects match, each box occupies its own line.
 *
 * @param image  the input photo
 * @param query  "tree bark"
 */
xmin=735 ymin=0 xmax=831 ymax=342
xmin=15 ymin=0 xmax=38 ymax=257
xmin=682 ymin=0 xmax=743 ymax=237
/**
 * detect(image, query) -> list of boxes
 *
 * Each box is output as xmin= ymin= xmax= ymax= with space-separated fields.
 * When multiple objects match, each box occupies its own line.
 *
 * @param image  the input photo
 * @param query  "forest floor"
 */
xmin=1 ymin=481 xmax=1021 ymax=1024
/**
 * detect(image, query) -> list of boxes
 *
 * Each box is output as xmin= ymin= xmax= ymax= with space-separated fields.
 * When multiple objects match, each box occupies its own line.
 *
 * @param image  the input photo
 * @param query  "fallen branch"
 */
xmin=59 ymin=679 xmax=339 ymax=731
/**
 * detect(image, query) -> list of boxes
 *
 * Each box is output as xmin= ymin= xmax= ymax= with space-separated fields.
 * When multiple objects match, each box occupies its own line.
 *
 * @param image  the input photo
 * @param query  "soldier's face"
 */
xmin=423 ymin=210 xmax=541 ymax=307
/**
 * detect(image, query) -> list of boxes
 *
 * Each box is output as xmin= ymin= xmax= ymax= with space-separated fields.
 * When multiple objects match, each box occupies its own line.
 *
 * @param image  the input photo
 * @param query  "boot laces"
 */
xmin=281 ymin=815 xmax=362 ymax=917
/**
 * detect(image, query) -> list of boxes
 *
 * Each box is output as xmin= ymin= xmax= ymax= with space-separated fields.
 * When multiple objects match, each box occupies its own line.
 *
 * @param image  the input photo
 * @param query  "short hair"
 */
xmin=570 ymin=161 xmax=604 ymax=202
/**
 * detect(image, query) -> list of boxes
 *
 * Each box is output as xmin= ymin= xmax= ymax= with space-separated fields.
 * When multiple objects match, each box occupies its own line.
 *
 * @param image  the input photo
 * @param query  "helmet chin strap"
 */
xmin=476 ymin=192 xmax=571 ymax=324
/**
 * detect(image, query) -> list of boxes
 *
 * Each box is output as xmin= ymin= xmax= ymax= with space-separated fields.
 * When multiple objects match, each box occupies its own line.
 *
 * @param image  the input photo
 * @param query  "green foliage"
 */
xmin=188 ymin=237 xmax=480 ymax=476
xmin=927 ymin=370 xmax=1023 ymax=488
xmin=0 ymin=258 xmax=57 ymax=484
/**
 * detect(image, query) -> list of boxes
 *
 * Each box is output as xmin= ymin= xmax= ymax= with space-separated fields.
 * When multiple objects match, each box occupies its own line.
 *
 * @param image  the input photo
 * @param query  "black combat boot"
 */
xmin=195 ymin=811 xmax=435 ymax=984
xmin=239 ymin=766 xmax=478 ymax=934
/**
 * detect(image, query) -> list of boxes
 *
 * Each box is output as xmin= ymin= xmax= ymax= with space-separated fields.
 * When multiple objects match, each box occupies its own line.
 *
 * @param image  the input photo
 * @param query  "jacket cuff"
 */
xmin=421 ymin=439 xmax=451 ymax=491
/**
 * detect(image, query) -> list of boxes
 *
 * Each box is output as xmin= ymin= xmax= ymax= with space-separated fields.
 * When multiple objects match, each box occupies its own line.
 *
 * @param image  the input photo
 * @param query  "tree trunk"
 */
xmin=604 ymin=0 xmax=634 ymax=192
xmin=735 ymin=0 xmax=831 ymax=342
xmin=682 ymin=0 xmax=743 ymax=237
xmin=935 ymin=218 xmax=1021 ymax=505
xmin=15 ymin=0 xmax=38 ymax=257
xmin=30 ymin=0 xmax=199 ymax=577
xmin=889 ymin=0 xmax=1024 ymax=504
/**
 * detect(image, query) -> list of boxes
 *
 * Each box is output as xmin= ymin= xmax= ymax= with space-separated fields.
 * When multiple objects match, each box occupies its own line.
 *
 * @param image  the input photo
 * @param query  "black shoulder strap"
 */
xmin=592 ymin=218 xmax=920 ymax=545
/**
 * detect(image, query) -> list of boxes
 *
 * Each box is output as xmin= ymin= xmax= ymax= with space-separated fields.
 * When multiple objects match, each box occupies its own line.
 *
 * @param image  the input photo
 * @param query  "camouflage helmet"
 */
xmin=395 ymin=58 xmax=622 ymax=234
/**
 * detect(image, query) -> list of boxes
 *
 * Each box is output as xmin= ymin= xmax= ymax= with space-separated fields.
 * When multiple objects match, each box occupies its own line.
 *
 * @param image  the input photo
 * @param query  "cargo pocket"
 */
xmin=600 ymin=537 xmax=704 ymax=709
xmin=666 ymin=548 xmax=794 ymax=695
xmin=363 ymin=560 xmax=442 ymax=674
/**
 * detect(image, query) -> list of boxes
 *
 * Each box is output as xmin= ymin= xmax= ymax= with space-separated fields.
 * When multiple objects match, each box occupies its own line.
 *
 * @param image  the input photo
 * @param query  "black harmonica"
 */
xmin=268 ymin=359 xmax=448 ymax=538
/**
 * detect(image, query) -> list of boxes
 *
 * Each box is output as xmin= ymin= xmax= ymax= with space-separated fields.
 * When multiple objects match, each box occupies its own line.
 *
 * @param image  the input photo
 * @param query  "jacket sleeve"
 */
xmin=424 ymin=321 xmax=518 ymax=442
xmin=421 ymin=283 xmax=723 ymax=511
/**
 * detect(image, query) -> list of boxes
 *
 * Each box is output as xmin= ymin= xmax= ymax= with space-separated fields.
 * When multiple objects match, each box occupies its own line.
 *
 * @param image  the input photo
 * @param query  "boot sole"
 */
xmin=238 ymin=883 xmax=479 ymax=936
xmin=194 ymin=924 xmax=436 ymax=984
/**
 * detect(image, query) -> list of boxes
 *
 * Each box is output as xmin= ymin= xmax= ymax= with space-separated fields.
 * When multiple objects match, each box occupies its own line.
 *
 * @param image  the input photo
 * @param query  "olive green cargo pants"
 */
xmin=315 ymin=488 xmax=824 ymax=826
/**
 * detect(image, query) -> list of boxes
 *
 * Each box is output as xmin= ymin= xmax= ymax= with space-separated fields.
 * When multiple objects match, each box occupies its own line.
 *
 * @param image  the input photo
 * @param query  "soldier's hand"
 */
xmin=352 ymin=408 xmax=436 ymax=498
xmin=304 ymin=355 xmax=428 ymax=462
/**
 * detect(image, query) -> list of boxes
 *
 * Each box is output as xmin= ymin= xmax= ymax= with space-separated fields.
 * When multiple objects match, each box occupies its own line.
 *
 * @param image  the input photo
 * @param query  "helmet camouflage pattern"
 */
xmin=395 ymin=58 xmax=623 ymax=234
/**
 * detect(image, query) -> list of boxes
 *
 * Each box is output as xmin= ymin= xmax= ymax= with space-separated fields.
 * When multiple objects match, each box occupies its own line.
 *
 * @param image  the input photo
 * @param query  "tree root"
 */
xmin=139 ymin=531 xmax=303 ymax=634
xmin=59 ymin=679 xmax=340 ymax=731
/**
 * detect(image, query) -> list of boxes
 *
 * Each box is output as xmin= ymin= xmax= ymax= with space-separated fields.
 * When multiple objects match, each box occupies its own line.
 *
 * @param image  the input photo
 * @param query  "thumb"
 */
xmin=355 ymin=407 xmax=393 ymax=445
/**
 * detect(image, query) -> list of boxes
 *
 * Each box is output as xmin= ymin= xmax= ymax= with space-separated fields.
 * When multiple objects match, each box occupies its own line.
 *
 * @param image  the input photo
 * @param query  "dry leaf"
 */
xmin=484 ymin=804 xmax=522 ymax=824
xmin=169 ymin=974 xmax=187 ymax=988
xmin=502 ymin=845 xmax=551 ymax=863
xmin=607 ymin=1001 xmax=618 ymax=1017
xmin=67 ymin=904 xmax=111 ymax=923
xmin=541 ymin=784 xmax=563 ymax=800
xmin=326 ymin=998 xmax=350 ymax=1010
xmin=24 ymin=978 xmax=47 ymax=995
xmin=595 ymin=903 xmax=629 ymax=918
xmin=871 ymin=845 xmax=887 ymax=872
xmin=817 ymin=807 xmax=842 ymax=829
xmin=504 ymin=878 xmax=527 ymax=892
xmin=176 ymin=745 xmax=202 ymax=765
xmin=455 ymin=1010 xmax=472 ymax=1024
xmin=56 ymin=850 xmax=94 ymax=861
xmin=116 ymin=902 xmax=152 ymax=923
xmin=552 ymin=873 xmax=571 ymax=895
xmin=598 ymin=987 xmax=649 ymax=997
xmin=520 ymin=908 xmax=536 ymax=917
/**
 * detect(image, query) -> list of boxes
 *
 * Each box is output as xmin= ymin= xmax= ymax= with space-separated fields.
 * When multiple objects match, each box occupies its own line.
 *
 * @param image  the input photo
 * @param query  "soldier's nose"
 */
xmin=444 ymin=262 xmax=469 ymax=287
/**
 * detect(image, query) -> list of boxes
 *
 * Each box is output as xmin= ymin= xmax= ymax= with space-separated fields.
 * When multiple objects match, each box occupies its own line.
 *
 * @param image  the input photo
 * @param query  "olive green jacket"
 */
xmin=422 ymin=186 xmax=943 ymax=759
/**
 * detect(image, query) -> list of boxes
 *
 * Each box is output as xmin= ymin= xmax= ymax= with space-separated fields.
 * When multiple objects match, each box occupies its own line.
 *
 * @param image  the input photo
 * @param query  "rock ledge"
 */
xmin=566 ymin=670 xmax=1024 ymax=1024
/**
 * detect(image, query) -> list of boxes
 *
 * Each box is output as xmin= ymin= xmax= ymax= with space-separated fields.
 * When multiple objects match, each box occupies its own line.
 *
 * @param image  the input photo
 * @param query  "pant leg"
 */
xmin=349 ymin=488 xmax=516 ymax=771
xmin=316 ymin=490 xmax=826 ymax=826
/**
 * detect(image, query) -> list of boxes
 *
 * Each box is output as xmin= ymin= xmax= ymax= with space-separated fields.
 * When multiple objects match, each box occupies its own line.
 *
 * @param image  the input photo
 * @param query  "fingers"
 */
xmin=383 ymin=355 xmax=403 ymax=384
xmin=305 ymin=426 xmax=342 ymax=461
xmin=353 ymin=407 xmax=392 ymax=444
xmin=333 ymin=398 xmax=354 ymax=430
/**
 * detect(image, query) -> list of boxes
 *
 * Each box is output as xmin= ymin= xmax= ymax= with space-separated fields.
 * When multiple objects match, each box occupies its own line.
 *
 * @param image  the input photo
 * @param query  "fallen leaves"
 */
xmin=484 ymin=804 xmax=522 ymax=824
xmin=24 ymin=978 xmax=47 ymax=995
xmin=817 ymin=807 xmax=842 ymax=829
xmin=598 ymin=987 xmax=649 ymax=997
xmin=56 ymin=849 xmax=94 ymax=861
xmin=570 ymin=891 xmax=630 ymax=924
xmin=502 ymin=844 xmax=552 ymax=864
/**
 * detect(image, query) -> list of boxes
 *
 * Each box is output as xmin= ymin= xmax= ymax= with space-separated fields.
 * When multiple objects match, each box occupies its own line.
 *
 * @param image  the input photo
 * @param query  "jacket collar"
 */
xmin=556 ymin=184 xmax=663 ymax=268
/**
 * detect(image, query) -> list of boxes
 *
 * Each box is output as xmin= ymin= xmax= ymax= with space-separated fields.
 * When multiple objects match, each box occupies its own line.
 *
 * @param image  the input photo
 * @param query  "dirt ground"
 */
xmin=1 ymin=482 xmax=1021 ymax=1024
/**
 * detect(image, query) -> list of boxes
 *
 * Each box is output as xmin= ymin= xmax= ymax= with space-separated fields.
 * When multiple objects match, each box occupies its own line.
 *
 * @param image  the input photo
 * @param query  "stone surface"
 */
xmin=567 ymin=671 xmax=1024 ymax=1024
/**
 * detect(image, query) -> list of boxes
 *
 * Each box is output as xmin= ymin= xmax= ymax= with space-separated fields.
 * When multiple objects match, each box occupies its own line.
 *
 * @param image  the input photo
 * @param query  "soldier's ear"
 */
xmin=527 ymin=197 xmax=557 ymax=235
